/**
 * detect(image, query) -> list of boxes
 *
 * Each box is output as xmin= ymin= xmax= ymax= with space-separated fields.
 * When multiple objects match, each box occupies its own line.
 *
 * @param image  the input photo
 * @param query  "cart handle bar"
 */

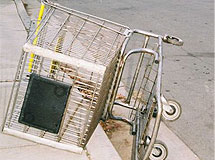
xmin=132 ymin=29 xmax=183 ymax=46
xmin=123 ymin=48 xmax=159 ymax=64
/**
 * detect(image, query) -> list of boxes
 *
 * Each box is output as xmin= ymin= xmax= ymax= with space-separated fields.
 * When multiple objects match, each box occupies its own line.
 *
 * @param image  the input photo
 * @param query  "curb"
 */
xmin=13 ymin=0 xmax=31 ymax=32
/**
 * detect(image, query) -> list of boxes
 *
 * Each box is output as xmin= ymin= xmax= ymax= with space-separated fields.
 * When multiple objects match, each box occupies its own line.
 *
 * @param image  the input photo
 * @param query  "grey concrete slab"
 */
xmin=87 ymin=125 xmax=121 ymax=160
xmin=0 ymin=144 xmax=88 ymax=160
xmin=157 ymin=122 xmax=200 ymax=160
xmin=0 ymin=1 xmax=26 ymax=82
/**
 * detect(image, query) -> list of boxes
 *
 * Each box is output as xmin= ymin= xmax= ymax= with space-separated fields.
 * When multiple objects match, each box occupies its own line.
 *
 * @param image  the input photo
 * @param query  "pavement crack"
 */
xmin=0 ymin=144 xmax=38 ymax=150
xmin=181 ymin=47 xmax=203 ymax=62
xmin=180 ymin=47 xmax=214 ymax=66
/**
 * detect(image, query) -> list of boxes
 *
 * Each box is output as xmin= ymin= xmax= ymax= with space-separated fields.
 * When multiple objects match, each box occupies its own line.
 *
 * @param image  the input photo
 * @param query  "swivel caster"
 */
xmin=149 ymin=140 xmax=168 ymax=160
xmin=162 ymin=99 xmax=182 ymax=121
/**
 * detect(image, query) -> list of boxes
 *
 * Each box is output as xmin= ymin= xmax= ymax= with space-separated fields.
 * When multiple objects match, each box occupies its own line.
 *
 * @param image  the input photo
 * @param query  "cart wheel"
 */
xmin=163 ymin=34 xmax=184 ymax=46
xmin=162 ymin=99 xmax=182 ymax=121
xmin=149 ymin=140 xmax=168 ymax=160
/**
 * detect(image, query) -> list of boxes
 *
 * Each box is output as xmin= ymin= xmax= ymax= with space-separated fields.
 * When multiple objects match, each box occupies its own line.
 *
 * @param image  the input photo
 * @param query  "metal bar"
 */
xmin=70 ymin=94 xmax=98 ymax=103
xmin=56 ymin=6 xmax=125 ymax=35
xmin=81 ymin=21 xmax=105 ymax=59
xmin=126 ymin=36 xmax=149 ymax=103
xmin=79 ymin=74 xmax=101 ymax=143
xmin=26 ymin=7 xmax=54 ymax=42
xmin=143 ymin=37 xmax=163 ymax=160
xmin=43 ymin=0 xmax=130 ymax=31
xmin=141 ymin=45 xmax=159 ymax=94
xmin=109 ymin=114 xmax=132 ymax=125
xmin=60 ymin=138 xmax=79 ymax=144
xmin=70 ymin=92 xmax=98 ymax=102
xmin=144 ymin=76 xmax=155 ymax=83
xmin=57 ymin=72 xmax=82 ymax=141
xmin=49 ymin=15 xmax=71 ymax=47
xmin=66 ymin=17 xmax=88 ymax=56
xmin=123 ymin=48 xmax=159 ymax=63
xmin=28 ymin=2 xmax=46 ymax=73
xmin=109 ymin=47 xmax=159 ymax=119
xmin=23 ymin=43 xmax=106 ymax=75
xmin=132 ymin=29 xmax=184 ymax=46
xmin=132 ymin=56 xmax=156 ymax=113
xmin=3 ymin=128 xmax=83 ymax=153
xmin=73 ymin=80 xmax=100 ymax=90
xmin=133 ymin=110 xmax=141 ymax=160
xmin=68 ymin=101 xmax=94 ymax=111
xmin=68 ymin=120 xmax=90 ymax=127
xmin=67 ymin=123 xmax=88 ymax=130
xmin=74 ymin=86 xmax=99 ymax=95
xmin=114 ymin=101 xmax=136 ymax=110
xmin=67 ymin=128 xmax=88 ymax=134
xmin=103 ymin=33 xmax=132 ymax=118
xmin=4 ymin=51 xmax=28 ymax=128
xmin=49 ymin=27 xmax=67 ymax=78
xmin=132 ymin=29 xmax=160 ymax=39
xmin=59 ymin=65 xmax=103 ymax=83
xmin=1 ymin=51 xmax=27 ymax=131
xmin=67 ymin=109 xmax=93 ymax=117
xmin=70 ymin=96 xmax=97 ymax=106
xmin=103 ymin=28 xmax=122 ymax=64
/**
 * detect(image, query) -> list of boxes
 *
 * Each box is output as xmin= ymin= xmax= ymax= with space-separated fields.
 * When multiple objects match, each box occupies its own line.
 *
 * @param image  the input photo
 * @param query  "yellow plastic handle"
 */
xmin=28 ymin=3 xmax=45 ymax=72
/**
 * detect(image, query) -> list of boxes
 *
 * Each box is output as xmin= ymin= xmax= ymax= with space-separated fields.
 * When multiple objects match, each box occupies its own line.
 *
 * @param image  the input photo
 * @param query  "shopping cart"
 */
xmin=2 ymin=1 xmax=183 ymax=159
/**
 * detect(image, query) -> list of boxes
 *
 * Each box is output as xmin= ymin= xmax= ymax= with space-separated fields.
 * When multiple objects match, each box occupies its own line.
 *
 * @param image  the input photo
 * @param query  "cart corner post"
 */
xmin=28 ymin=1 xmax=45 ymax=73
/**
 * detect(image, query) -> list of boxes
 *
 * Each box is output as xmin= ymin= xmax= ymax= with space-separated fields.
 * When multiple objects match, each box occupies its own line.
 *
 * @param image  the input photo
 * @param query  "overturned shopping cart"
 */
xmin=2 ymin=1 xmax=183 ymax=159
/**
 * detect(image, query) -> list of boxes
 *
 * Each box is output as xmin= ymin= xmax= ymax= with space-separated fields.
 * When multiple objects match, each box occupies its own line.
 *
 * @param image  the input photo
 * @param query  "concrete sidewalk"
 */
xmin=0 ymin=1 xmax=121 ymax=160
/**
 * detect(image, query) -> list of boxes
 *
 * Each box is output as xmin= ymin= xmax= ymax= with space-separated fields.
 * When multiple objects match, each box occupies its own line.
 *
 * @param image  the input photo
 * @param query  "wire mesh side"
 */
xmin=128 ymin=53 xmax=158 ymax=120
xmin=2 ymin=2 xmax=130 ymax=150
xmin=102 ymin=32 xmax=163 ymax=160
xmin=83 ymin=52 xmax=120 ymax=146
xmin=3 ymin=49 xmax=105 ymax=148
xmin=28 ymin=5 xmax=128 ymax=67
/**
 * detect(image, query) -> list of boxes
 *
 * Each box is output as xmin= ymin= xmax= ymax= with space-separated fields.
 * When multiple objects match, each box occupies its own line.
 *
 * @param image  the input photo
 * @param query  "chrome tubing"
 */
xmin=142 ymin=37 xmax=163 ymax=160
xmin=132 ymin=29 xmax=183 ymax=46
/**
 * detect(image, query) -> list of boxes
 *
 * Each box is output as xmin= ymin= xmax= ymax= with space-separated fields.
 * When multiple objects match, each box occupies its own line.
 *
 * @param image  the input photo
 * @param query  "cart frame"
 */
xmin=2 ymin=1 xmax=183 ymax=160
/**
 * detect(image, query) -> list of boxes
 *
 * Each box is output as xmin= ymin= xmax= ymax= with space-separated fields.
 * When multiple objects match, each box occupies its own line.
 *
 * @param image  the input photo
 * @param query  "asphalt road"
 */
xmin=9 ymin=0 xmax=215 ymax=160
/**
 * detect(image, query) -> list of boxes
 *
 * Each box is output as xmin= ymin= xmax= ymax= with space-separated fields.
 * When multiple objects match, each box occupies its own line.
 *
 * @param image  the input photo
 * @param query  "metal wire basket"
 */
xmin=2 ymin=1 xmax=183 ymax=159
